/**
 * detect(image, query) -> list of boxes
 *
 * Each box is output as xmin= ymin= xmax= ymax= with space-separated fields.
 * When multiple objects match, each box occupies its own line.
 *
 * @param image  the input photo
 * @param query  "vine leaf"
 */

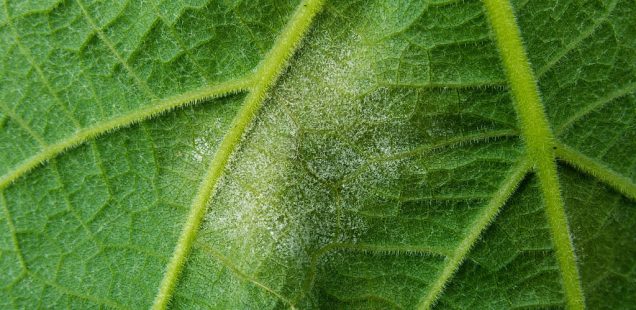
xmin=1 ymin=0 xmax=634 ymax=309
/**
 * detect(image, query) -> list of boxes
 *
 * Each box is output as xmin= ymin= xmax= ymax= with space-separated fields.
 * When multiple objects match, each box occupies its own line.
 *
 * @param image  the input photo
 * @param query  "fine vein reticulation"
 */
xmin=151 ymin=0 xmax=325 ymax=308
xmin=482 ymin=0 xmax=585 ymax=309
xmin=2 ymin=0 xmax=635 ymax=308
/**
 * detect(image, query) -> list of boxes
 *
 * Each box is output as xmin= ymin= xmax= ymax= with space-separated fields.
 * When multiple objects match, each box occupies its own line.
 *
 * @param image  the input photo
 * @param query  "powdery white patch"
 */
xmin=190 ymin=118 xmax=227 ymax=163
xmin=195 ymin=13 xmax=437 ymax=297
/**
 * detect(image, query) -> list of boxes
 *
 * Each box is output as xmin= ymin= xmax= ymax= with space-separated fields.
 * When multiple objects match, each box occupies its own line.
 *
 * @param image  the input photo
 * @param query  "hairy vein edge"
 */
xmin=555 ymin=142 xmax=636 ymax=201
xmin=482 ymin=0 xmax=585 ymax=309
xmin=0 ymin=78 xmax=252 ymax=191
xmin=417 ymin=158 xmax=531 ymax=309
xmin=151 ymin=0 xmax=326 ymax=309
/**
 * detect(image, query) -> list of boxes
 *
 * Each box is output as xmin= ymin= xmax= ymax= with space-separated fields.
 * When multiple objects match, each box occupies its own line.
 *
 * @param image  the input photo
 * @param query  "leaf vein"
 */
xmin=416 ymin=158 xmax=531 ymax=309
xmin=0 ymin=78 xmax=252 ymax=191
xmin=556 ymin=81 xmax=636 ymax=135
xmin=555 ymin=142 xmax=636 ymax=201
xmin=195 ymin=242 xmax=296 ymax=309
xmin=0 ymin=101 xmax=48 ymax=146
xmin=482 ymin=0 xmax=586 ymax=308
xmin=74 ymin=0 xmax=159 ymax=100
xmin=151 ymin=1 xmax=325 ymax=308
xmin=0 ymin=191 xmax=27 ymax=271
xmin=536 ymin=0 xmax=619 ymax=77
xmin=2 ymin=0 xmax=81 ymax=128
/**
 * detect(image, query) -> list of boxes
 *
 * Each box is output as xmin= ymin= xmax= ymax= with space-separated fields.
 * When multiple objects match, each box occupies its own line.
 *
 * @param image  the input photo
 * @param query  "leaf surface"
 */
xmin=1 ymin=0 xmax=635 ymax=309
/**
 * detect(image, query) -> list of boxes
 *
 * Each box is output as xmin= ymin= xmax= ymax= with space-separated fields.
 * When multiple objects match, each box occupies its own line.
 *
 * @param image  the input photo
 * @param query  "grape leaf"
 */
xmin=1 ymin=0 xmax=635 ymax=309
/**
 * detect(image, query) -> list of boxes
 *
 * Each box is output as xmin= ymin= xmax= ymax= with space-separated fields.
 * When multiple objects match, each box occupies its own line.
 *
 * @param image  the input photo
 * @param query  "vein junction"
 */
xmin=482 ymin=0 xmax=585 ymax=308
xmin=1 ymin=0 xmax=635 ymax=308
xmin=406 ymin=0 xmax=635 ymax=308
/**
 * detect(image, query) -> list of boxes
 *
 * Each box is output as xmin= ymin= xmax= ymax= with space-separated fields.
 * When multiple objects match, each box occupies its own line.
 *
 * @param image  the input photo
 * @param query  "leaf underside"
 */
xmin=1 ymin=0 xmax=635 ymax=309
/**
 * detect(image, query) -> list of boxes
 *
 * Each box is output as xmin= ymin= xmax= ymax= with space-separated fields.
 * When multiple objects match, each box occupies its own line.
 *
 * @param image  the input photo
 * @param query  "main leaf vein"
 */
xmin=482 ymin=0 xmax=585 ymax=308
xmin=151 ymin=0 xmax=325 ymax=308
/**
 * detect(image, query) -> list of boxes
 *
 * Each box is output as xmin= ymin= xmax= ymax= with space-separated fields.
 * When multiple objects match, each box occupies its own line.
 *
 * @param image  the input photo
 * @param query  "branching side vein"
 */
xmin=0 ymin=79 xmax=252 ymax=191
xmin=482 ymin=0 xmax=585 ymax=309
xmin=555 ymin=142 xmax=636 ymax=201
xmin=417 ymin=159 xmax=531 ymax=309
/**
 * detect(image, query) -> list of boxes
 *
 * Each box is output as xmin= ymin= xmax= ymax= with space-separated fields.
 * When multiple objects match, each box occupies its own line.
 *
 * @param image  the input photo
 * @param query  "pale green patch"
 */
xmin=1 ymin=0 xmax=635 ymax=309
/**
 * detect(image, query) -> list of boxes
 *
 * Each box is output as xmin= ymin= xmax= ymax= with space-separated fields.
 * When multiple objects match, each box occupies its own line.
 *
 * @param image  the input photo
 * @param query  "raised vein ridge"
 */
xmin=555 ymin=142 xmax=636 ymax=201
xmin=556 ymin=81 xmax=636 ymax=135
xmin=482 ymin=0 xmax=585 ymax=308
xmin=151 ymin=0 xmax=325 ymax=308
xmin=417 ymin=159 xmax=531 ymax=309
xmin=0 ymin=79 xmax=252 ymax=191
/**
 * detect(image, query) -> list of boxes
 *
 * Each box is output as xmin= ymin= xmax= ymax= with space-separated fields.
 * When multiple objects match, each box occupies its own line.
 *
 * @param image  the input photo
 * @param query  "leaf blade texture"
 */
xmin=1 ymin=0 xmax=635 ymax=309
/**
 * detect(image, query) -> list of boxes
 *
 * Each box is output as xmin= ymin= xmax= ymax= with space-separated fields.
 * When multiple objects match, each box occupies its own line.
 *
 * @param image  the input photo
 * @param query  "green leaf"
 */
xmin=1 ymin=0 xmax=634 ymax=309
